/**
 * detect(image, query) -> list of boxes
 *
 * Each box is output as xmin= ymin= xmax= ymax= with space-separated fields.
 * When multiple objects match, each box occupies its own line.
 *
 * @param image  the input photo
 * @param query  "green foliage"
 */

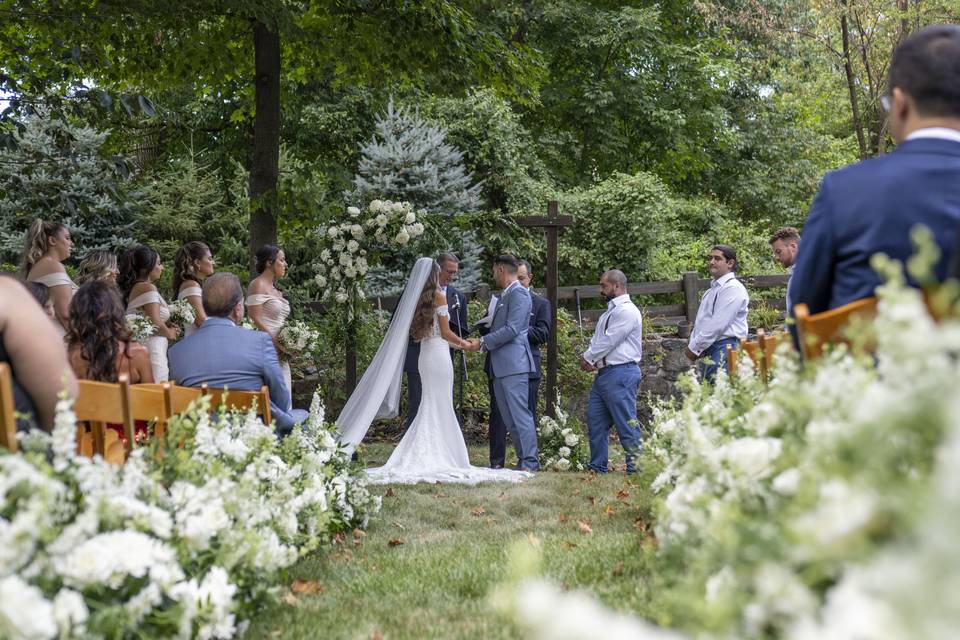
xmin=0 ymin=111 xmax=138 ymax=264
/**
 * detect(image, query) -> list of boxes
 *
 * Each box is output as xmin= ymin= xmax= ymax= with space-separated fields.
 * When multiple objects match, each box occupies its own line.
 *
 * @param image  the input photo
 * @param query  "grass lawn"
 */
xmin=250 ymin=443 xmax=661 ymax=640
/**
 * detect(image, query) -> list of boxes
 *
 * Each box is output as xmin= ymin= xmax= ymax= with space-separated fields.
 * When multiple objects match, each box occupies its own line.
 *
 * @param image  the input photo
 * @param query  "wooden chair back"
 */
xmin=74 ymin=375 xmax=134 ymax=464
xmin=741 ymin=338 xmax=761 ymax=370
xmin=725 ymin=344 xmax=738 ymax=378
xmin=0 ymin=363 xmax=18 ymax=453
xmin=205 ymin=385 xmax=272 ymax=425
xmin=129 ymin=383 xmax=171 ymax=440
xmin=794 ymin=297 xmax=878 ymax=360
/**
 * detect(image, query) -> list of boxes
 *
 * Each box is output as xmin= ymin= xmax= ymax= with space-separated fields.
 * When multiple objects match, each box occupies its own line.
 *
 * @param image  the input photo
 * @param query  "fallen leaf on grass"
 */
xmin=353 ymin=528 xmax=367 ymax=538
xmin=603 ymin=505 xmax=617 ymax=516
xmin=586 ymin=496 xmax=596 ymax=505
xmin=388 ymin=538 xmax=404 ymax=547
xmin=616 ymin=489 xmax=631 ymax=500
xmin=471 ymin=506 xmax=486 ymax=517
xmin=434 ymin=491 xmax=448 ymax=498
xmin=577 ymin=520 xmax=593 ymax=534
xmin=283 ymin=592 xmax=299 ymax=606
xmin=391 ymin=521 xmax=406 ymax=530
xmin=291 ymin=580 xmax=323 ymax=595
xmin=564 ymin=541 xmax=578 ymax=549
xmin=633 ymin=518 xmax=648 ymax=533
xmin=385 ymin=487 xmax=396 ymax=497
xmin=558 ymin=513 xmax=569 ymax=523
xmin=612 ymin=562 xmax=625 ymax=577
xmin=369 ymin=631 xmax=384 ymax=640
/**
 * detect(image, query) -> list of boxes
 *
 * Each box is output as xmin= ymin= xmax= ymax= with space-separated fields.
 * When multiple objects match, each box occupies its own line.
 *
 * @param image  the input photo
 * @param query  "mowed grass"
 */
xmin=250 ymin=443 xmax=660 ymax=640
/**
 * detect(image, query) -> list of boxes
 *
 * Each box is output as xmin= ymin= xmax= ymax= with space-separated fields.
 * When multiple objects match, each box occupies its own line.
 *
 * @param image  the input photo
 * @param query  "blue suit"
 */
xmin=791 ymin=137 xmax=960 ymax=315
xmin=168 ymin=317 xmax=307 ymax=436
xmin=482 ymin=281 xmax=539 ymax=470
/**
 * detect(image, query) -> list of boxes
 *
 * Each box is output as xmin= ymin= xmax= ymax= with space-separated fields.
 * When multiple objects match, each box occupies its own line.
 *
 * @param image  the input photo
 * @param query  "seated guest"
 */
xmin=0 ymin=275 xmax=78 ymax=430
xmin=24 ymin=281 xmax=56 ymax=322
xmin=685 ymin=245 xmax=749 ymax=383
xmin=67 ymin=282 xmax=154 ymax=385
xmin=168 ymin=273 xmax=307 ymax=436
xmin=22 ymin=219 xmax=77 ymax=337
xmin=76 ymin=250 xmax=120 ymax=286
xmin=792 ymin=25 xmax=960 ymax=315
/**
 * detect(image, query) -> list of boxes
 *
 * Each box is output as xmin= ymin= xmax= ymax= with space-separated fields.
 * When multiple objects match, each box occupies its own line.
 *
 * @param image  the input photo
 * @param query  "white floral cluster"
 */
xmin=167 ymin=299 xmax=196 ymax=337
xmin=277 ymin=319 xmax=320 ymax=363
xmin=637 ymin=257 xmax=960 ymax=638
xmin=0 ymin=391 xmax=379 ymax=639
xmin=313 ymin=200 xmax=424 ymax=315
xmin=537 ymin=400 xmax=587 ymax=471
xmin=125 ymin=313 xmax=156 ymax=343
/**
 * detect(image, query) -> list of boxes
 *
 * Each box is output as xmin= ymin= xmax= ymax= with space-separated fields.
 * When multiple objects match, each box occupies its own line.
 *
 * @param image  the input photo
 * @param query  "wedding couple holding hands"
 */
xmin=336 ymin=254 xmax=540 ymax=484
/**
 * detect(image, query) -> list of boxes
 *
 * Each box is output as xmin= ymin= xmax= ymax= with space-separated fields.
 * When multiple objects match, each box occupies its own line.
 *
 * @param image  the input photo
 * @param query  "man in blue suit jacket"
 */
xmin=791 ymin=25 xmax=960 ymax=316
xmin=169 ymin=273 xmax=307 ymax=436
xmin=467 ymin=255 xmax=539 ymax=471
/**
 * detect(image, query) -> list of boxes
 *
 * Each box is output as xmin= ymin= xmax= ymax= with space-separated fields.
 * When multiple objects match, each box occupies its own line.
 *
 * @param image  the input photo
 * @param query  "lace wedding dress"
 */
xmin=245 ymin=293 xmax=293 ymax=405
xmin=365 ymin=301 xmax=530 ymax=485
xmin=127 ymin=290 xmax=170 ymax=382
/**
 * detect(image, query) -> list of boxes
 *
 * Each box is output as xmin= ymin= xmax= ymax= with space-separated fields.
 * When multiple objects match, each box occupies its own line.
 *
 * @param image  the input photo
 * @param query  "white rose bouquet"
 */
xmin=277 ymin=320 xmax=320 ymax=363
xmin=125 ymin=313 xmax=156 ymax=343
xmin=167 ymin=299 xmax=195 ymax=337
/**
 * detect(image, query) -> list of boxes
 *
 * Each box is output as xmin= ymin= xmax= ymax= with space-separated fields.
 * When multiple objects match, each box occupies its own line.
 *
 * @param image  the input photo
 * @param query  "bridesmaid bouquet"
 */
xmin=125 ymin=313 xmax=156 ymax=343
xmin=277 ymin=320 xmax=320 ymax=363
xmin=167 ymin=299 xmax=195 ymax=336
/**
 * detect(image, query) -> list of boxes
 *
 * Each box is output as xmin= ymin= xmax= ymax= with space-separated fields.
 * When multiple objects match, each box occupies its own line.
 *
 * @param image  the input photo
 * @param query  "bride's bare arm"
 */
xmin=435 ymin=291 xmax=468 ymax=349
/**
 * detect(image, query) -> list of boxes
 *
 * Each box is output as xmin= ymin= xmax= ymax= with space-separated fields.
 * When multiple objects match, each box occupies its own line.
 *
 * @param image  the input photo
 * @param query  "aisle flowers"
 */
xmin=124 ymin=313 xmax=156 ymax=342
xmin=313 ymin=200 xmax=424 ymax=320
xmin=0 ymin=391 xmax=379 ymax=639
xmin=537 ymin=399 xmax=588 ymax=471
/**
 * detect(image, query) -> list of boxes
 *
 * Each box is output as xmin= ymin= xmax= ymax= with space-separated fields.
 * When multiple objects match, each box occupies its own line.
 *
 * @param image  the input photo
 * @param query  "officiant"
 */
xmin=403 ymin=252 xmax=469 ymax=429
xmin=479 ymin=259 xmax=551 ymax=469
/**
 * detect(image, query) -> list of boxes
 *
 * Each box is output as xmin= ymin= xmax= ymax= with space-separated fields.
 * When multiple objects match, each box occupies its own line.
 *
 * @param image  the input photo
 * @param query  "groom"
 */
xmin=466 ymin=255 xmax=539 ymax=471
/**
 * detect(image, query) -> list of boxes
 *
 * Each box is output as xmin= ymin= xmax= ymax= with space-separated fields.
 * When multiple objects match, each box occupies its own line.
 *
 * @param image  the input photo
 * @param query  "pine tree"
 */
xmin=349 ymin=99 xmax=481 ymax=215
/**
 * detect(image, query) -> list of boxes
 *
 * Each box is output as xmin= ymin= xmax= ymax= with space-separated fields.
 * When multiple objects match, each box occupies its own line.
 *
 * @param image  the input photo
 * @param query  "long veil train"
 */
xmin=335 ymin=257 xmax=434 ymax=451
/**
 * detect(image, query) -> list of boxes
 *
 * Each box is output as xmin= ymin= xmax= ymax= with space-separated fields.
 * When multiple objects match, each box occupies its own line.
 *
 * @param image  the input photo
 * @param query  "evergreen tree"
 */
xmin=0 ymin=111 xmax=137 ymax=266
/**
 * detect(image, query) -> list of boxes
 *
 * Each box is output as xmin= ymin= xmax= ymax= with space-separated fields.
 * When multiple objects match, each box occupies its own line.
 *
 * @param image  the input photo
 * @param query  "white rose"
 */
xmin=344 ymin=266 xmax=357 ymax=278
xmin=395 ymin=230 xmax=410 ymax=245
xmin=391 ymin=201 xmax=405 ymax=213
xmin=410 ymin=222 xmax=425 ymax=236
xmin=350 ymin=225 xmax=364 ymax=239
xmin=357 ymin=258 xmax=369 ymax=275
xmin=374 ymin=231 xmax=387 ymax=243
xmin=369 ymin=199 xmax=383 ymax=212
xmin=559 ymin=446 xmax=571 ymax=457
xmin=405 ymin=211 xmax=416 ymax=224
xmin=556 ymin=458 xmax=571 ymax=471
xmin=339 ymin=253 xmax=352 ymax=267
xmin=320 ymin=249 xmax=331 ymax=261
xmin=327 ymin=226 xmax=338 ymax=238
xmin=564 ymin=433 xmax=579 ymax=447
xmin=375 ymin=214 xmax=388 ymax=227
xmin=314 ymin=275 xmax=327 ymax=288
xmin=347 ymin=206 xmax=361 ymax=217
xmin=772 ymin=468 xmax=801 ymax=496
xmin=347 ymin=240 xmax=360 ymax=253
xmin=331 ymin=267 xmax=341 ymax=280
xmin=335 ymin=291 xmax=349 ymax=304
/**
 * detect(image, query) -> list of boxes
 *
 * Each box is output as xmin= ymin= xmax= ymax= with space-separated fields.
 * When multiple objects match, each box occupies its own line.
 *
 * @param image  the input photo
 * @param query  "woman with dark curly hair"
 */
xmin=119 ymin=244 xmax=179 ymax=381
xmin=247 ymin=244 xmax=293 ymax=403
xmin=67 ymin=281 xmax=154 ymax=385
xmin=172 ymin=241 xmax=215 ymax=338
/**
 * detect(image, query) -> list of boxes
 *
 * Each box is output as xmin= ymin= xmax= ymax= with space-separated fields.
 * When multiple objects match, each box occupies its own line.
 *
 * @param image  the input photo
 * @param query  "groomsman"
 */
xmin=403 ymin=252 xmax=468 ymax=429
xmin=580 ymin=269 xmax=643 ymax=475
xmin=481 ymin=259 xmax=551 ymax=468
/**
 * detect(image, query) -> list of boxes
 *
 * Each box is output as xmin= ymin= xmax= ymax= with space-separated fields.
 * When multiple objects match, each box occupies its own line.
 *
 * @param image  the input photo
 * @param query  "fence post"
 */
xmin=682 ymin=271 xmax=700 ymax=323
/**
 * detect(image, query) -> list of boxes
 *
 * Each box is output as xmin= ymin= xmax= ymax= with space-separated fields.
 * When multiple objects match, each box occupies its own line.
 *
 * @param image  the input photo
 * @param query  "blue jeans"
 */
xmin=697 ymin=337 xmax=740 ymax=383
xmin=587 ymin=363 xmax=642 ymax=474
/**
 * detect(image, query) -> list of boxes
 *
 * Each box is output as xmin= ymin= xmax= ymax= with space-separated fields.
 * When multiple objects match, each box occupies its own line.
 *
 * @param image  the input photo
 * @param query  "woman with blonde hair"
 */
xmin=22 ymin=219 xmax=77 ymax=337
xmin=172 ymin=241 xmax=215 ymax=337
xmin=119 ymin=244 xmax=180 ymax=381
xmin=76 ymin=250 xmax=120 ymax=285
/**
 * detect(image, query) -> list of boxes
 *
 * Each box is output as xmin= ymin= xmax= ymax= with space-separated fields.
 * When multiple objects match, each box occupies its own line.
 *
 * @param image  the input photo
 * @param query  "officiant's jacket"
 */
xmin=482 ymin=282 xmax=535 ymax=378
xmin=169 ymin=317 xmax=299 ymax=433
xmin=791 ymin=136 xmax=960 ymax=316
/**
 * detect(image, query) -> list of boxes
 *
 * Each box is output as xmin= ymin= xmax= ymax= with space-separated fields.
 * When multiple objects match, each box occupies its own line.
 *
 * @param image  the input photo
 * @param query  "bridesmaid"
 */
xmin=247 ymin=244 xmax=292 ymax=404
xmin=22 ymin=219 xmax=77 ymax=337
xmin=76 ymin=250 xmax=120 ymax=286
xmin=172 ymin=241 xmax=216 ymax=338
xmin=119 ymin=245 xmax=180 ymax=382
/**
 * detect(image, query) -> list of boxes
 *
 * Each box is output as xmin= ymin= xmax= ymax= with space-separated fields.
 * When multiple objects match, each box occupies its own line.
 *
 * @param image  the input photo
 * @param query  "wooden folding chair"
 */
xmin=725 ymin=344 xmax=738 ymax=378
xmin=129 ymin=383 xmax=171 ymax=442
xmin=74 ymin=375 xmax=134 ymax=464
xmin=205 ymin=385 xmax=272 ymax=425
xmin=759 ymin=331 xmax=788 ymax=381
xmin=794 ymin=297 xmax=878 ymax=360
xmin=0 ymin=363 xmax=18 ymax=453
xmin=741 ymin=338 xmax=761 ymax=372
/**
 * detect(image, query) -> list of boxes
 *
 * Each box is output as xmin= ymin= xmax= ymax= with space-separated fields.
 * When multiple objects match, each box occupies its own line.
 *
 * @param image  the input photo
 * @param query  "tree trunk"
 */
xmin=840 ymin=6 xmax=868 ymax=159
xmin=249 ymin=21 xmax=281 ymax=276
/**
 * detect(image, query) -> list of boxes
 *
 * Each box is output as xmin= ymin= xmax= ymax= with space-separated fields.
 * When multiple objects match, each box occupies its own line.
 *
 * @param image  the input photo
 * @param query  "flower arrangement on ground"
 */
xmin=537 ymin=398 xmax=588 ymax=471
xmin=313 ymin=200 xmax=424 ymax=321
xmin=0 ymin=390 xmax=379 ymax=639
xmin=125 ymin=313 xmax=156 ymax=343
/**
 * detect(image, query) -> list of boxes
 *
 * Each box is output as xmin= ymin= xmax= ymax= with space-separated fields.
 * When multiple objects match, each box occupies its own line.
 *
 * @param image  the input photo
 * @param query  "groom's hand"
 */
xmin=464 ymin=339 xmax=482 ymax=352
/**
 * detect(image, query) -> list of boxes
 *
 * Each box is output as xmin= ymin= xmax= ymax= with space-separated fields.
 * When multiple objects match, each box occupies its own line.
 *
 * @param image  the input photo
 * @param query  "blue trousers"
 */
xmin=493 ymin=373 xmax=540 ymax=470
xmin=697 ymin=337 xmax=740 ymax=383
xmin=587 ymin=363 xmax=642 ymax=473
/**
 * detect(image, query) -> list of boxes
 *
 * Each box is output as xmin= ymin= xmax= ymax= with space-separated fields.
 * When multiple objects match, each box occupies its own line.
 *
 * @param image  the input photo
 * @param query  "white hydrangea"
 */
xmin=0 ymin=575 xmax=57 ymax=640
xmin=55 ymin=530 xmax=183 ymax=590
xmin=347 ymin=206 xmax=360 ymax=217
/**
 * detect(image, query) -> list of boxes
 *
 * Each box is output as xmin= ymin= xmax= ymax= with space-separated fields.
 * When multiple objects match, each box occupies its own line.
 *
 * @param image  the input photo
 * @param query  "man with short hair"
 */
xmin=769 ymin=227 xmax=800 ymax=314
xmin=579 ymin=269 xmax=643 ymax=474
xmin=403 ymin=252 xmax=468 ymax=428
xmin=169 ymin=272 xmax=307 ymax=436
xmin=465 ymin=255 xmax=539 ymax=471
xmin=792 ymin=25 xmax=960 ymax=315
xmin=685 ymin=245 xmax=749 ymax=383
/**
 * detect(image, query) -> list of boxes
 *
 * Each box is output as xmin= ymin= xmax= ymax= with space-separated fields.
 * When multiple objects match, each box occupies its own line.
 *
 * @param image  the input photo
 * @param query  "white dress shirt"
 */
xmin=582 ymin=294 xmax=643 ymax=367
xmin=688 ymin=272 xmax=749 ymax=356
xmin=905 ymin=127 xmax=960 ymax=144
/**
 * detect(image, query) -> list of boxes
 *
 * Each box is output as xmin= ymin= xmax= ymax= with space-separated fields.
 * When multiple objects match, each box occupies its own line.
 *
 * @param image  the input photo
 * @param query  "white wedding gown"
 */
xmin=366 ymin=303 xmax=530 ymax=485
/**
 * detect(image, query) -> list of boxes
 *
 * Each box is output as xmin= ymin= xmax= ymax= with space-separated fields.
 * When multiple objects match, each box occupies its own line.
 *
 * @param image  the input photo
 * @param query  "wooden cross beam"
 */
xmin=517 ymin=201 xmax=572 ymax=418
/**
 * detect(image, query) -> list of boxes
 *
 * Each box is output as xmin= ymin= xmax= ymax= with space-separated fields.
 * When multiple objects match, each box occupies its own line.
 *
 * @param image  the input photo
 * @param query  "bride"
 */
xmin=336 ymin=257 xmax=529 ymax=485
